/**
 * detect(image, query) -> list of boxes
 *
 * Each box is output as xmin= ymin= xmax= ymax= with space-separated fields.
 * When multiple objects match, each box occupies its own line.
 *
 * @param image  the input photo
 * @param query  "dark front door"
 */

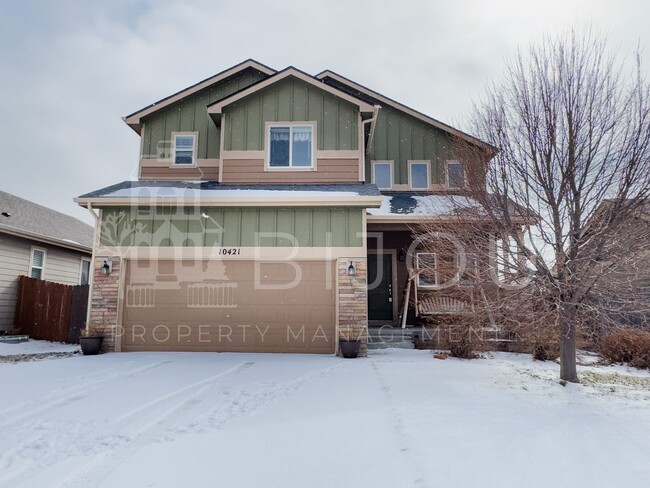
xmin=368 ymin=253 xmax=393 ymax=321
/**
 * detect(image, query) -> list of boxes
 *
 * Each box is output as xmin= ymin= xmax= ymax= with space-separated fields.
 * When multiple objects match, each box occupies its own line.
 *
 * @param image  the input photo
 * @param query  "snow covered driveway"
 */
xmin=1 ymin=349 xmax=649 ymax=488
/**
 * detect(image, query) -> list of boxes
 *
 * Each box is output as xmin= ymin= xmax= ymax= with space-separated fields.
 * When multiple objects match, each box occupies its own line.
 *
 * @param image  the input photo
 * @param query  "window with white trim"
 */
xmin=268 ymin=125 xmax=313 ymax=168
xmin=447 ymin=161 xmax=466 ymax=189
xmin=29 ymin=248 xmax=46 ymax=280
xmin=409 ymin=161 xmax=430 ymax=190
xmin=172 ymin=134 xmax=196 ymax=165
xmin=80 ymin=258 xmax=91 ymax=285
xmin=372 ymin=161 xmax=393 ymax=190
xmin=416 ymin=253 xmax=438 ymax=287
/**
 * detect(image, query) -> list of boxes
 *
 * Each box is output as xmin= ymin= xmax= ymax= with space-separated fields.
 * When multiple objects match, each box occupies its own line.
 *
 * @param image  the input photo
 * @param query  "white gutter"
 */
xmin=74 ymin=195 xmax=384 ymax=208
xmin=363 ymin=105 xmax=381 ymax=152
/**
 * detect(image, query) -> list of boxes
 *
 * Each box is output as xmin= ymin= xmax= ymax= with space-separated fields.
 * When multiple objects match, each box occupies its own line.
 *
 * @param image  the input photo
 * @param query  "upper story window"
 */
xmin=409 ymin=161 xmax=430 ymax=190
xmin=372 ymin=161 xmax=393 ymax=190
xmin=268 ymin=124 xmax=314 ymax=168
xmin=29 ymin=248 xmax=46 ymax=280
xmin=447 ymin=161 xmax=466 ymax=189
xmin=172 ymin=133 xmax=197 ymax=165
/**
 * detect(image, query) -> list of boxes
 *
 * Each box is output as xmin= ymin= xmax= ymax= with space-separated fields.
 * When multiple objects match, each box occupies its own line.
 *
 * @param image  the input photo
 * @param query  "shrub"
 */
xmin=598 ymin=329 xmax=650 ymax=369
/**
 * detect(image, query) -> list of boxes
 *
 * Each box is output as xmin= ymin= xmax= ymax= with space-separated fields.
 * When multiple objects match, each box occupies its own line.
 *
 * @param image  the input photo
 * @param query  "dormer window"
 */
xmin=172 ymin=133 xmax=197 ymax=165
xmin=267 ymin=124 xmax=314 ymax=168
xmin=447 ymin=161 xmax=466 ymax=189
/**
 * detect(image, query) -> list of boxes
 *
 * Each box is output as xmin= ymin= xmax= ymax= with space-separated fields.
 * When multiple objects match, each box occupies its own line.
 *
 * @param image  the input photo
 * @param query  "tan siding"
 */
xmin=140 ymin=165 xmax=220 ymax=181
xmin=43 ymin=248 xmax=84 ymax=285
xmin=0 ymin=234 xmax=31 ymax=328
xmin=222 ymin=159 xmax=359 ymax=184
xmin=0 ymin=233 xmax=90 ymax=330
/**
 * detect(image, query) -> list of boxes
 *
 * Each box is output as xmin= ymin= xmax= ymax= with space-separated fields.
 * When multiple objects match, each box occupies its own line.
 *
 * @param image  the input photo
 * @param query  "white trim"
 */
xmin=75 ymin=195 xmax=384 ymax=208
xmin=171 ymin=132 xmax=198 ymax=166
xmin=265 ymin=122 xmax=316 ymax=171
xmin=408 ymin=161 xmax=430 ymax=190
xmin=371 ymin=160 xmax=394 ymax=190
xmin=79 ymin=257 xmax=92 ymax=285
xmin=124 ymin=59 xmax=276 ymax=131
xmin=208 ymin=68 xmax=375 ymax=115
xmin=315 ymin=70 xmax=492 ymax=151
xmin=446 ymin=160 xmax=467 ymax=189
xmin=29 ymin=246 xmax=47 ymax=280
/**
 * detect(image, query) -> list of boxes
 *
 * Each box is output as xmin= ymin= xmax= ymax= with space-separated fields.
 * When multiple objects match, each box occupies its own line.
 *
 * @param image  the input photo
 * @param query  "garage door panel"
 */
xmin=122 ymin=260 xmax=336 ymax=353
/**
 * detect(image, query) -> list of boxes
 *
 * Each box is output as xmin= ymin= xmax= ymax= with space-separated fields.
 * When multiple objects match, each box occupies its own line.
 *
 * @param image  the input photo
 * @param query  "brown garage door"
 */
xmin=121 ymin=259 xmax=336 ymax=353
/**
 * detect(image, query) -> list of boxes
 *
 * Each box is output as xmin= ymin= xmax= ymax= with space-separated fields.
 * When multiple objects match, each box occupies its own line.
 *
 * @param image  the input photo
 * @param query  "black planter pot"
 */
xmin=80 ymin=336 xmax=103 ymax=355
xmin=339 ymin=339 xmax=361 ymax=358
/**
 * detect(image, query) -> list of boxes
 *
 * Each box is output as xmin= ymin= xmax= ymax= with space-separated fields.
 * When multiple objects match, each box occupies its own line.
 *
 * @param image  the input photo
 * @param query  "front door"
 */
xmin=367 ymin=252 xmax=393 ymax=321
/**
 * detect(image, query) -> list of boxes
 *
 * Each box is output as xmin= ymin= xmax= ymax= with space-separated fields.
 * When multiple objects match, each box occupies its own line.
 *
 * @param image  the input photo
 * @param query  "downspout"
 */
xmin=360 ymin=105 xmax=381 ymax=184
xmin=84 ymin=203 xmax=100 ymax=334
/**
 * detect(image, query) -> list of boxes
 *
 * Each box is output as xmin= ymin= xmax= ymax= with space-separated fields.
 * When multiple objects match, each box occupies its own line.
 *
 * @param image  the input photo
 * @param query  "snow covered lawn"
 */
xmin=1 ymin=349 xmax=649 ymax=488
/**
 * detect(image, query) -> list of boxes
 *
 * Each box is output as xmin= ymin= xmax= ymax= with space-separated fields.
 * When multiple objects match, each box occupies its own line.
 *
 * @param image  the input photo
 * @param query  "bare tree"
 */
xmin=437 ymin=29 xmax=650 ymax=382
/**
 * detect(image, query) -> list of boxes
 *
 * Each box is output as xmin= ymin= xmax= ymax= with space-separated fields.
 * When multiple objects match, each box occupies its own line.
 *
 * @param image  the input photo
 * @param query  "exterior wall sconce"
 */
xmin=347 ymin=261 xmax=356 ymax=276
xmin=101 ymin=259 xmax=112 ymax=276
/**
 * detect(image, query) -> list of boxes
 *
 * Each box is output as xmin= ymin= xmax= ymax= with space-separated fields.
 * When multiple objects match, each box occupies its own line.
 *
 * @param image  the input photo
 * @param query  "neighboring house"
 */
xmin=0 ymin=191 xmax=94 ymax=332
xmin=76 ymin=59 xmax=496 ymax=354
xmin=583 ymin=200 xmax=650 ymax=330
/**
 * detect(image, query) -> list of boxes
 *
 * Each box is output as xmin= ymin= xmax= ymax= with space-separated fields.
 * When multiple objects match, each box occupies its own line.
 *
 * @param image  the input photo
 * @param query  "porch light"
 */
xmin=347 ymin=261 xmax=356 ymax=276
xmin=101 ymin=260 xmax=112 ymax=276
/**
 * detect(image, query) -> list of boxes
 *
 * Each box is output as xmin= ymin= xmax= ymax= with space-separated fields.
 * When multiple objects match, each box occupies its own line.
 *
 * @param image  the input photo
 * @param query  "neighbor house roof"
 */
xmin=76 ymin=181 xmax=384 ymax=208
xmin=123 ymin=59 xmax=277 ymax=134
xmin=207 ymin=66 xmax=377 ymax=122
xmin=0 ymin=190 xmax=93 ymax=252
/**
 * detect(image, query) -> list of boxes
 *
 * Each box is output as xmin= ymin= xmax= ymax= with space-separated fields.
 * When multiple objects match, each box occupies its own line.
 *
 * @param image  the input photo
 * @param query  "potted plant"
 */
xmin=338 ymin=327 xmax=362 ymax=358
xmin=80 ymin=327 xmax=103 ymax=355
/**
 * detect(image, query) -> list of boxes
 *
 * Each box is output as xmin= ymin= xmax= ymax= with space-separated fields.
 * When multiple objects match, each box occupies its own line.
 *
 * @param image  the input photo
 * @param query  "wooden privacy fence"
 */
xmin=14 ymin=275 xmax=90 ymax=343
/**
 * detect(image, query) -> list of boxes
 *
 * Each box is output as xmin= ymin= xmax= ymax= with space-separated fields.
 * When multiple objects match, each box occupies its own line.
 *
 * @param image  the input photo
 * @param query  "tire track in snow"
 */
xmin=49 ymin=361 xmax=255 ymax=488
xmin=0 ymin=360 xmax=172 ymax=428
xmin=371 ymin=360 xmax=430 ymax=488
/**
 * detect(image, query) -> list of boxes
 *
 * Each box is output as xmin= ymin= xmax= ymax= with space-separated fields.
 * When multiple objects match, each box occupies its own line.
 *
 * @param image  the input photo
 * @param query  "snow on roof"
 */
xmin=105 ymin=187 xmax=360 ymax=199
xmin=367 ymin=194 xmax=483 ymax=217
xmin=78 ymin=181 xmax=383 ymax=201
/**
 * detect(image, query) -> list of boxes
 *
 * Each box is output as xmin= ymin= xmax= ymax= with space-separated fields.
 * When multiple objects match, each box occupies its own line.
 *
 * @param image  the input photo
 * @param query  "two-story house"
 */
xmin=76 ymin=59 xmax=493 ymax=354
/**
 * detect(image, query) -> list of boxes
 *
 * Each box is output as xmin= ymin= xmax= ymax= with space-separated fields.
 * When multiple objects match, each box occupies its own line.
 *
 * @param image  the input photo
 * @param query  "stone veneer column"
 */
xmin=337 ymin=257 xmax=368 ymax=357
xmin=88 ymin=256 xmax=121 ymax=352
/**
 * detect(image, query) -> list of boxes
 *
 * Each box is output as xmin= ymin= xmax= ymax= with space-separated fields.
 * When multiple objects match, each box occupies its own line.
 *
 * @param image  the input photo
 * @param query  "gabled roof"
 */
xmin=76 ymin=181 xmax=383 ymax=208
xmin=207 ymin=67 xmax=376 ymax=122
xmin=123 ymin=59 xmax=276 ymax=134
xmin=316 ymin=69 xmax=493 ymax=152
xmin=0 ymin=190 xmax=93 ymax=252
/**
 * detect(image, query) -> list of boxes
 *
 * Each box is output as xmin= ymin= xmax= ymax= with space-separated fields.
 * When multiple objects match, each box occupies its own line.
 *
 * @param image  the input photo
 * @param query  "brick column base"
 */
xmin=337 ymin=258 xmax=368 ymax=357
xmin=88 ymin=256 xmax=121 ymax=353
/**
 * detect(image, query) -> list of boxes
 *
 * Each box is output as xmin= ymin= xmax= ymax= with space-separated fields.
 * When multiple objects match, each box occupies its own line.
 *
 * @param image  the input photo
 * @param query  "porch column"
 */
xmin=337 ymin=257 xmax=368 ymax=357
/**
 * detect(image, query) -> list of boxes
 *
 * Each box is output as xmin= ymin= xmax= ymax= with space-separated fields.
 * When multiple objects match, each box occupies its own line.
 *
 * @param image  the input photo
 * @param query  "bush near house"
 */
xmin=598 ymin=329 xmax=650 ymax=369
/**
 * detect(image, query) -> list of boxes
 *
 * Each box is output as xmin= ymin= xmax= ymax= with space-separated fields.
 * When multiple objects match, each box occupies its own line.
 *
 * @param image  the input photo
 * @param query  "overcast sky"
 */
xmin=1 ymin=0 xmax=648 ymax=225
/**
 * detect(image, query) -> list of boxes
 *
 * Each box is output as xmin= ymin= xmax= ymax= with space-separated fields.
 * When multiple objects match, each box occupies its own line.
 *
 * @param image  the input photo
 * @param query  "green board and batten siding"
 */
xmin=223 ymin=77 xmax=359 ymax=152
xmin=100 ymin=207 xmax=364 ymax=248
xmin=367 ymin=106 xmax=453 ymax=186
xmin=140 ymin=68 xmax=268 ymax=160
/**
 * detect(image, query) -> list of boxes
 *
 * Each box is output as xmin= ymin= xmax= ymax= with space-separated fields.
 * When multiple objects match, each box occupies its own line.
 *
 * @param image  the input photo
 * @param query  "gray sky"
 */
xmin=1 ymin=0 xmax=648 ymax=225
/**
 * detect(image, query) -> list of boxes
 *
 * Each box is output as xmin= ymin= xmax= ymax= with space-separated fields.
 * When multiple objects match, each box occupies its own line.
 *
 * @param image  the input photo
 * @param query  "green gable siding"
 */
xmin=223 ymin=77 xmax=359 ymax=151
xmin=140 ymin=68 xmax=268 ymax=160
xmin=100 ymin=207 xmax=364 ymax=248
xmin=366 ymin=105 xmax=452 ymax=185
